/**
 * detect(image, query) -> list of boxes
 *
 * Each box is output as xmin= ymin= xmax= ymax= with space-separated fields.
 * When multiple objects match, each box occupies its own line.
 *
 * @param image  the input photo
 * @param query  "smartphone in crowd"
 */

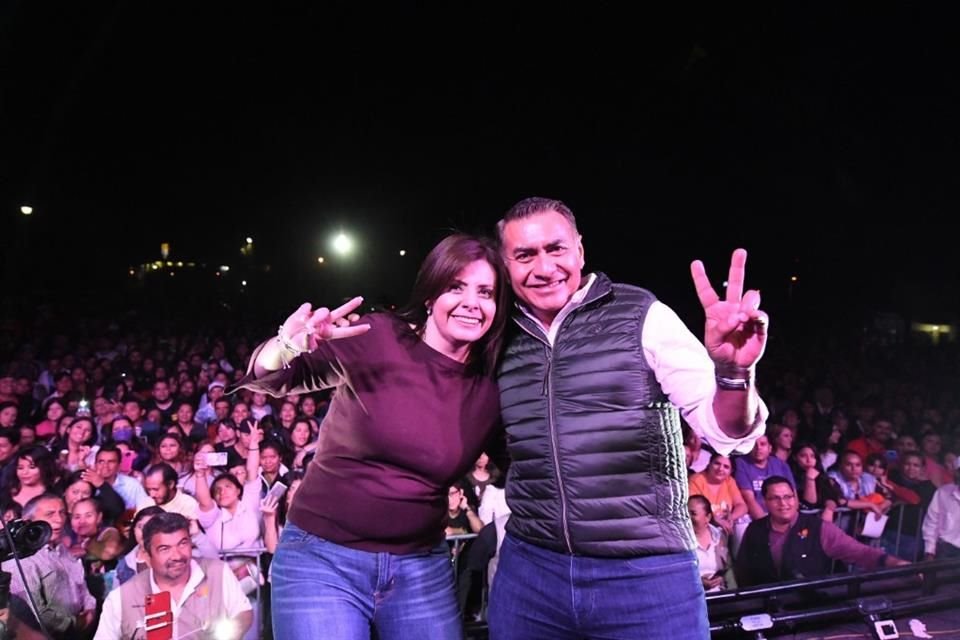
xmin=203 ymin=452 xmax=229 ymax=467
xmin=267 ymin=481 xmax=288 ymax=500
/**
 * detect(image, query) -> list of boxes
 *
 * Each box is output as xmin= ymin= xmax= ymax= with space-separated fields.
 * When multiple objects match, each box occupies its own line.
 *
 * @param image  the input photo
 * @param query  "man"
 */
xmin=888 ymin=451 xmax=936 ymax=560
xmin=213 ymin=418 xmax=240 ymax=455
xmin=846 ymin=415 xmax=894 ymax=464
xmin=146 ymin=380 xmax=175 ymax=425
xmin=194 ymin=380 xmax=227 ymax=426
xmin=136 ymin=463 xmax=200 ymax=522
xmin=736 ymin=476 xmax=909 ymax=587
xmin=2 ymin=494 xmax=97 ymax=639
xmin=92 ymin=396 xmax=121 ymax=439
xmin=93 ymin=443 xmax=149 ymax=510
xmin=735 ymin=434 xmax=796 ymax=520
xmin=42 ymin=371 xmax=73 ymax=405
xmin=922 ymin=458 xmax=960 ymax=560
xmin=0 ymin=426 xmax=20 ymax=488
xmin=173 ymin=400 xmax=205 ymax=441
xmin=0 ymin=401 xmax=18 ymax=429
xmin=488 ymin=197 xmax=768 ymax=639
xmin=94 ymin=512 xmax=253 ymax=640
xmin=122 ymin=396 xmax=160 ymax=444
xmin=0 ymin=376 xmax=18 ymax=403
xmin=230 ymin=401 xmax=250 ymax=426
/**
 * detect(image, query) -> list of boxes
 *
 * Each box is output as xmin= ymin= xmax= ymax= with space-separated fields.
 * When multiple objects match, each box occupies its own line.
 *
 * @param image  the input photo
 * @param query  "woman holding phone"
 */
xmin=231 ymin=233 xmax=509 ymax=640
xmin=688 ymin=495 xmax=733 ymax=592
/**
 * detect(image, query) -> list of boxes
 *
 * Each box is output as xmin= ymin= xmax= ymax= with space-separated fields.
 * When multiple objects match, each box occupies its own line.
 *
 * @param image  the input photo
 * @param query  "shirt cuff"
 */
xmin=691 ymin=396 xmax=768 ymax=457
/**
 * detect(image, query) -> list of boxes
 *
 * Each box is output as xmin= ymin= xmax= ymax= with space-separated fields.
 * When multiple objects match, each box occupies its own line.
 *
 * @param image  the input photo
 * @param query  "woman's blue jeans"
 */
xmin=487 ymin=533 xmax=710 ymax=640
xmin=271 ymin=522 xmax=463 ymax=639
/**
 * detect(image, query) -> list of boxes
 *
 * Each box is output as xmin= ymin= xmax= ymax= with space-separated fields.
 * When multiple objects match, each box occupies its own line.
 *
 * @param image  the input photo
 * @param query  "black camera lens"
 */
xmin=1 ymin=519 xmax=52 ymax=564
xmin=19 ymin=521 xmax=51 ymax=547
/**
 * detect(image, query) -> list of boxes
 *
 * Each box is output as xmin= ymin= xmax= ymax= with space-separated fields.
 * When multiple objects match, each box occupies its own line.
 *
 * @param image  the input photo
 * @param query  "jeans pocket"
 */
xmin=279 ymin=522 xmax=324 ymax=547
xmin=623 ymin=550 xmax=697 ymax=574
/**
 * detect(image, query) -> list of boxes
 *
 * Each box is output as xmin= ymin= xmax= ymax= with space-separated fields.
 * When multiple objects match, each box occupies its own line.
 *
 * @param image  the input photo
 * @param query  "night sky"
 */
xmin=2 ymin=4 xmax=959 ymax=331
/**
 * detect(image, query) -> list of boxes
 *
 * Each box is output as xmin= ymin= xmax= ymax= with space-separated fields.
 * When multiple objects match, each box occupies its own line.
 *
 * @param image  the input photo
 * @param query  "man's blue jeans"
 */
xmin=487 ymin=533 xmax=710 ymax=640
xmin=271 ymin=522 xmax=463 ymax=639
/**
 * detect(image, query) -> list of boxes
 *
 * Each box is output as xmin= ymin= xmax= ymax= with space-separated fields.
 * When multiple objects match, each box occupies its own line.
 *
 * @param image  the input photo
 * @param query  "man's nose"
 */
xmin=532 ymin=252 xmax=555 ymax=275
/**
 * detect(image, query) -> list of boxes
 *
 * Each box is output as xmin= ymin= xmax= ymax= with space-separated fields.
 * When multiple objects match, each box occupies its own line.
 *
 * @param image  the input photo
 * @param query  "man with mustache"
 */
xmin=94 ymin=512 xmax=252 ymax=640
xmin=736 ymin=476 xmax=909 ymax=587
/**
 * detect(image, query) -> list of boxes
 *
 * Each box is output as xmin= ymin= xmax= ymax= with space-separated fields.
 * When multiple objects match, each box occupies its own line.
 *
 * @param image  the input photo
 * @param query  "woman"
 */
xmin=48 ymin=413 xmax=77 ymax=454
xmin=33 ymin=397 xmax=66 ymax=441
xmin=286 ymin=417 xmax=314 ymax=470
xmin=478 ymin=473 xmax=510 ymax=526
xmin=115 ymin=506 xmax=165 ymax=586
xmin=768 ymin=423 xmax=794 ymax=463
xmin=62 ymin=469 xmax=126 ymax=530
xmin=180 ymin=441 xmax=217 ymax=497
xmin=63 ymin=496 xmax=125 ymax=567
xmin=887 ymin=451 xmax=937 ymax=560
xmin=463 ymin=452 xmax=499 ymax=504
xmin=789 ymin=442 xmax=839 ymax=522
xmin=688 ymin=495 xmax=732 ymax=593
xmin=276 ymin=400 xmax=297 ymax=431
xmin=262 ymin=469 xmax=305 ymax=555
xmin=687 ymin=453 xmax=748 ymax=536
xmin=62 ymin=416 xmax=98 ymax=472
xmin=151 ymin=432 xmax=190 ymax=483
xmin=298 ymin=395 xmax=319 ymax=422
xmin=866 ymin=453 xmax=921 ymax=506
xmin=828 ymin=450 xmax=891 ymax=535
xmin=250 ymin=391 xmax=274 ymax=421
xmin=5 ymin=446 xmax=58 ymax=507
xmin=258 ymin=440 xmax=288 ymax=495
xmin=194 ymin=427 xmax=264 ymax=595
xmin=920 ymin=431 xmax=951 ymax=487
xmin=234 ymin=233 xmax=508 ymax=639
xmin=445 ymin=481 xmax=484 ymax=537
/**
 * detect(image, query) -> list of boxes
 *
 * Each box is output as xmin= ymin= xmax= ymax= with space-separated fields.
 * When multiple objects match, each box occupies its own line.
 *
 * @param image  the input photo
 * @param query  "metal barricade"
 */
xmin=218 ymin=545 xmax=269 ymax=638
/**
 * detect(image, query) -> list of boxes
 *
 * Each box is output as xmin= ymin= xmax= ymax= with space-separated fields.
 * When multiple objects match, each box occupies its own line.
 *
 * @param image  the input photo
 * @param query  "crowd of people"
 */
xmin=683 ymin=395 xmax=960 ymax=594
xmin=0 ymin=197 xmax=958 ymax=639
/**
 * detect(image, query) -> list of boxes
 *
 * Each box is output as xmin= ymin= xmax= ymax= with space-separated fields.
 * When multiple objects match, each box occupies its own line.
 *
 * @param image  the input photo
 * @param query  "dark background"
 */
xmin=2 ymin=4 xmax=958 ymax=338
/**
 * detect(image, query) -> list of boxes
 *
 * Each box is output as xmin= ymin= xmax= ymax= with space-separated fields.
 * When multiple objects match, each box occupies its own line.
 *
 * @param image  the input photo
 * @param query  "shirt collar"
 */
xmin=149 ymin=559 xmax=205 ymax=605
xmin=515 ymin=273 xmax=597 ymax=343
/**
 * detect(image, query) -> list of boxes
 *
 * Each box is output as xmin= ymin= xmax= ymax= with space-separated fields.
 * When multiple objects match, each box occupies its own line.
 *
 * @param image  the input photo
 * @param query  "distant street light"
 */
xmin=246 ymin=237 xmax=253 ymax=244
xmin=317 ymin=256 xmax=325 ymax=264
xmin=399 ymin=249 xmax=406 ymax=256
xmin=20 ymin=205 xmax=33 ymax=215
xmin=332 ymin=233 xmax=354 ymax=256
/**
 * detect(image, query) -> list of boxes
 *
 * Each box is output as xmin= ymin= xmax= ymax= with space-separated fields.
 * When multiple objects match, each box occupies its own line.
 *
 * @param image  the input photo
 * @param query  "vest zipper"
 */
xmin=515 ymin=318 xmax=574 ymax=554
xmin=545 ymin=347 xmax=573 ymax=553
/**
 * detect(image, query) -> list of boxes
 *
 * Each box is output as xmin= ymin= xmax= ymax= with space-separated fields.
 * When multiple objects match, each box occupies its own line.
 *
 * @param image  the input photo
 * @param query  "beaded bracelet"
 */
xmin=276 ymin=325 xmax=310 ymax=369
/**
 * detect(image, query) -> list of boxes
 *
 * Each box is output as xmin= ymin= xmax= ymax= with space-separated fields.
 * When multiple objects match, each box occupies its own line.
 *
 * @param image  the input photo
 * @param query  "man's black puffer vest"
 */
xmin=498 ymin=273 xmax=694 ymax=557
xmin=736 ymin=513 xmax=832 ymax=586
